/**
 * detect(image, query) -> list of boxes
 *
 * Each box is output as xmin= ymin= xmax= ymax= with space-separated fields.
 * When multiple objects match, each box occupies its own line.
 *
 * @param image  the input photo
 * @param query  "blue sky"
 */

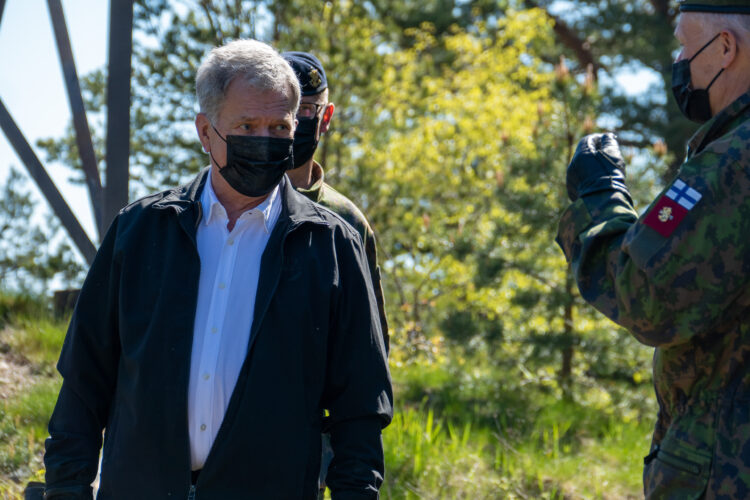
xmin=0 ymin=0 xmax=108 ymax=251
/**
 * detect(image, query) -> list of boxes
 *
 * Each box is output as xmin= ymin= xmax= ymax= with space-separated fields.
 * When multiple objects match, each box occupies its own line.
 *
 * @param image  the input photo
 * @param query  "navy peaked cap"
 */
xmin=282 ymin=51 xmax=328 ymax=96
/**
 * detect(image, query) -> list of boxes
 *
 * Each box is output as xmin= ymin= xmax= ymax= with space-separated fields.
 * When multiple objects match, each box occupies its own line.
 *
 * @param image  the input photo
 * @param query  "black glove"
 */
xmin=566 ymin=133 xmax=631 ymax=203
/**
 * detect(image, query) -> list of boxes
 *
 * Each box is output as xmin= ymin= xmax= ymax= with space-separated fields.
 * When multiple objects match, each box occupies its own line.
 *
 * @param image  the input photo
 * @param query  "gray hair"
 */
xmin=196 ymin=39 xmax=301 ymax=123
xmin=697 ymin=12 xmax=750 ymax=48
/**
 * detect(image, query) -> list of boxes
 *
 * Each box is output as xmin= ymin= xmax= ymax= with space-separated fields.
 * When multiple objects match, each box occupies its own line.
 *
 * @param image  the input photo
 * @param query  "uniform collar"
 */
xmin=295 ymin=161 xmax=325 ymax=203
xmin=687 ymin=90 xmax=750 ymax=158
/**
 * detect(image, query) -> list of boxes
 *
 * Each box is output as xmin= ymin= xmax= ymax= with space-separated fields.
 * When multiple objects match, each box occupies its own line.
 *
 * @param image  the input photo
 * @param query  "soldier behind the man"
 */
xmin=281 ymin=51 xmax=390 ymax=500
xmin=556 ymin=1 xmax=750 ymax=498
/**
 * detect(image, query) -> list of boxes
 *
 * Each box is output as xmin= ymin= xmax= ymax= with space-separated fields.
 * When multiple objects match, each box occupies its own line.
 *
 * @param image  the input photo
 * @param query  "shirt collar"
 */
xmin=200 ymin=171 xmax=280 ymax=234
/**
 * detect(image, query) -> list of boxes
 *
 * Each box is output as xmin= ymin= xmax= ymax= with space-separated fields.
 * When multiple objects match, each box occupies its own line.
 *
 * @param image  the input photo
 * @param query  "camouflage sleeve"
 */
xmin=363 ymin=226 xmax=390 ymax=354
xmin=557 ymin=154 xmax=750 ymax=348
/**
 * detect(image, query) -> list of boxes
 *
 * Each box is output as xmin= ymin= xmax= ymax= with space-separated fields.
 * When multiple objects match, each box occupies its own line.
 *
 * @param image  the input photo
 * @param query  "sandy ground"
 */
xmin=0 ymin=336 xmax=33 ymax=401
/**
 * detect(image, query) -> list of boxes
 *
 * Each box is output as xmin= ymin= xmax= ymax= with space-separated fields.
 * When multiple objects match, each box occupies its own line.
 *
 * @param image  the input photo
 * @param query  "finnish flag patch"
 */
xmin=665 ymin=179 xmax=702 ymax=210
xmin=643 ymin=178 xmax=703 ymax=238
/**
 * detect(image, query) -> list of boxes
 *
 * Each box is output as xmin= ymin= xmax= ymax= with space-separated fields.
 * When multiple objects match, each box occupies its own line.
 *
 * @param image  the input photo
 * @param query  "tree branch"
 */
xmin=524 ymin=0 xmax=600 ymax=75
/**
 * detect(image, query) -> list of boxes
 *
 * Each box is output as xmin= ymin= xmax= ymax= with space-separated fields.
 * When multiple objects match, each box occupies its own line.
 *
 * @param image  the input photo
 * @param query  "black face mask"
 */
xmin=672 ymin=33 xmax=725 ymax=124
xmin=292 ymin=117 xmax=320 ymax=168
xmin=210 ymin=125 xmax=294 ymax=197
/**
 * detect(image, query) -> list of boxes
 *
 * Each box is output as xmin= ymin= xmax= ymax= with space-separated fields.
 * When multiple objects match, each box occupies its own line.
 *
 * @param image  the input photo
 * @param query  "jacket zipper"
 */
xmin=187 ymin=484 xmax=196 ymax=500
xmin=189 ymin=221 xmax=300 ymax=480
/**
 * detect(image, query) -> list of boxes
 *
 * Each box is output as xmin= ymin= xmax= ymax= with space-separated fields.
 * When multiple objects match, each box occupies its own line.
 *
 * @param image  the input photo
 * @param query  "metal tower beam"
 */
xmin=104 ymin=0 xmax=134 ymax=229
xmin=47 ymin=0 xmax=105 ymax=240
xmin=0 ymin=97 xmax=97 ymax=264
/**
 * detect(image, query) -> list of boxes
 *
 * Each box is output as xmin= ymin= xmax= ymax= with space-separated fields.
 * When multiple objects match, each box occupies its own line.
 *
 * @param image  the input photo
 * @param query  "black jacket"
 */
xmin=43 ymin=171 xmax=393 ymax=499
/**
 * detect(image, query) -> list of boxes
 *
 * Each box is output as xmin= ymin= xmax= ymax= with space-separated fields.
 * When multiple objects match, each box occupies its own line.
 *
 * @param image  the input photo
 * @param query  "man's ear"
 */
xmin=720 ymin=30 xmax=739 ymax=69
xmin=319 ymin=103 xmax=335 ymax=134
xmin=196 ymin=113 xmax=212 ymax=153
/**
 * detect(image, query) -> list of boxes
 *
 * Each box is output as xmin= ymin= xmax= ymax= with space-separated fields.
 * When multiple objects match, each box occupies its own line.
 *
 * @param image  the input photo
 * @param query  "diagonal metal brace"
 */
xmin=0 ymin=97 xmax=97 ymax=265
xmin=47 ymin=0 xmax=104 ymax=240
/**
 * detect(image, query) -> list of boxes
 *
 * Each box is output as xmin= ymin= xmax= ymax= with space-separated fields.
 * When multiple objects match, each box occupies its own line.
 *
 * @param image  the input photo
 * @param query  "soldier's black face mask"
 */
xmin=292 ymin=116 xmax=320 ymax=168
xmin=210 ymin=125 xmax=294 ymax=197
xmin=672 ymin=33 xmax=725 ymax=124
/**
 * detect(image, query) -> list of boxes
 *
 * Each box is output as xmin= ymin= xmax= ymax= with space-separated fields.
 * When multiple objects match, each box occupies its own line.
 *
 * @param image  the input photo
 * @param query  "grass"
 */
xmin=0 ymin=295 xmax=66 ymax=498
xmin=384 ymin=352 xmax=655 ymax=498
xmin=0 ymin=294 xmax=656 ymax=499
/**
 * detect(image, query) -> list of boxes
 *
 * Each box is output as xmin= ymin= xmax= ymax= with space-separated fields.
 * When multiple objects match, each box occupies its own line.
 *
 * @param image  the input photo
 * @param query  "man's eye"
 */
xmin=240 ymin=124 xmax=251 ymax=131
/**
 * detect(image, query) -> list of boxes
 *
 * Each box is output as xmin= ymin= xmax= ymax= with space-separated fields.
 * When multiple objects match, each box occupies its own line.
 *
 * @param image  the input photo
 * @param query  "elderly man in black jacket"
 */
xmin=42 ymin=39 xmax=393 ymax=499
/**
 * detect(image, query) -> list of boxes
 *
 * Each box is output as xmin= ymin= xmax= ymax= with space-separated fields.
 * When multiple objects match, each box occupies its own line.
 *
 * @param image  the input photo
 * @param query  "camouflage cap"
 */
xmin=281 ymin=51 xmax=327 ymax=96
xmin=679 ymin=0 xmax=750 ymax=13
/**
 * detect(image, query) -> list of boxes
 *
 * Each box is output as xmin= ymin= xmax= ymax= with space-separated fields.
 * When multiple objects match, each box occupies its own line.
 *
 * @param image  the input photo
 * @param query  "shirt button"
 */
xmin=218 ymin=283 xmax=226 ymax=289
xmin=228 ymin=239 xmax=235 ymax=246
xmin=203 ymin=373 xmax=210 ymax=380
xmin=211 ymin=327 xmax=218 ymax=334
xmin=200 ymin=424 xmax=206 ymax=431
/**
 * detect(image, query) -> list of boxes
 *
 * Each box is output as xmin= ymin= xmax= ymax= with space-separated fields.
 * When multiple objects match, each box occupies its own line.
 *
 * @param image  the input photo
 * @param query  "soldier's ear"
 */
xmin=320 ymin=103 xmax=335 ymax=134
xmin=719 ymin=30 xmax=738 ymax=68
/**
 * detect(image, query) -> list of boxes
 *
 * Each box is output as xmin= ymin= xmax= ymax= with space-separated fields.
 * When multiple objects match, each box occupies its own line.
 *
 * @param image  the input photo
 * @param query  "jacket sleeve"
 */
xmin=556 ymin=155 xmax=750 ymax=348
xmin=323 ymin=226 xmax=393 ymax=500
xmin=362 ymin=226 xmax=390 ymax=354
xmin=44 ymin=216 xmax=122 ymax=499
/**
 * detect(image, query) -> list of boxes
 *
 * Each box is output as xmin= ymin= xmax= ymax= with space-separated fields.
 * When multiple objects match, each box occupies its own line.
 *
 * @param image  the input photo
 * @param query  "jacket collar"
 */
xmin=152 ymin=167 xmax=329 ymax=228
xmin=152 ymin=167 xmax=210 ymax=213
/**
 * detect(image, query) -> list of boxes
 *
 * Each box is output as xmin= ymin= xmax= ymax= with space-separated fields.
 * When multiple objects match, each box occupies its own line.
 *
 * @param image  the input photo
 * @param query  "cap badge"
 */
xmin=309 ymin=69 xmax=322 ymax=88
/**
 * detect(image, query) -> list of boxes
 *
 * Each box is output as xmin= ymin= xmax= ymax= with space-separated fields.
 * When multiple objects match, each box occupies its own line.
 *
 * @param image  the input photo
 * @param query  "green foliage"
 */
xmin=21 ymin=2 xmax=668 ymax=496
xmin=3 ymin=319 xmax=67 ymax=370
xmin=31 ymin=0 xmax=658 ymax=408
xmin=0 ymin=310 xmax=653 ymax=498
xmin=528 ymin=0 xmax=694 ymax=178
xmin=0 ymin=294 xmax=48 ymax=330
xmin=0 ymin=306 xmax=66 ymax=498
xmin=0 ymin=378 xmax=60 ymax=497
xmin=0 ymin=170 xmax=84 ymax=296
xmin=384 ymin=353 xmax=654 ymax=498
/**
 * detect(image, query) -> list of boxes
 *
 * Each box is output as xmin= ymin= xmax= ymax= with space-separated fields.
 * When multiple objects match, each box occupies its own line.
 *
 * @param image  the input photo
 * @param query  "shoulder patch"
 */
xmin=643 ymin=179 xmax=702 ymax=237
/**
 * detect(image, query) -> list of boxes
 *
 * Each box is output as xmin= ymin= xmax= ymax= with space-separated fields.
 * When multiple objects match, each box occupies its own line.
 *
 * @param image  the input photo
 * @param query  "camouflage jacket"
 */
xmin=296 ymin=162 xmax=389 ymax=352
xmin=557 ymin=91 xmax=750 ymax=499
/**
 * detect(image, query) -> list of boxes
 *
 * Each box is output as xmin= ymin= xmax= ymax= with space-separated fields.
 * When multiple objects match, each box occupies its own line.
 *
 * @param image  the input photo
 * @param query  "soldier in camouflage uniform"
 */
xmin=556 ymin=1 xmax=750 ymax=498
xmin=282 ymin=51 xmax=389 ymax=500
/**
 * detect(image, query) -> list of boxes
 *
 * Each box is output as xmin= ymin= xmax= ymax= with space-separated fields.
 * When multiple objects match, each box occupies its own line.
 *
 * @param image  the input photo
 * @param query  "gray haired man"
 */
xmin=42 ymin=39 xmax=392 ymax=499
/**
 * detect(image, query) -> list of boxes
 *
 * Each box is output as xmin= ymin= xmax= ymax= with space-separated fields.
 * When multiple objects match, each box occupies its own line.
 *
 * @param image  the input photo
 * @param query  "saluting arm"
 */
xmin=557 ymin=134 xmax=750 ymax=348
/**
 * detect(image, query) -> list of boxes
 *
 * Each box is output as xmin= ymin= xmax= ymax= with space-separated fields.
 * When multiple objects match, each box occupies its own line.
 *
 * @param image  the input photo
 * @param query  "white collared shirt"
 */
xmin=188 ymin=173 xmax=281 ymax=470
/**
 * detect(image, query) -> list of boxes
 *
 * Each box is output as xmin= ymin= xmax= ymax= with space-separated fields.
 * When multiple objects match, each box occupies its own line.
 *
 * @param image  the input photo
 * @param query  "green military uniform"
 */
xmin=558 ymin=90 xmax=750 ymax=498
xmin=296 ymin=162 xmax=389 ymax=350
